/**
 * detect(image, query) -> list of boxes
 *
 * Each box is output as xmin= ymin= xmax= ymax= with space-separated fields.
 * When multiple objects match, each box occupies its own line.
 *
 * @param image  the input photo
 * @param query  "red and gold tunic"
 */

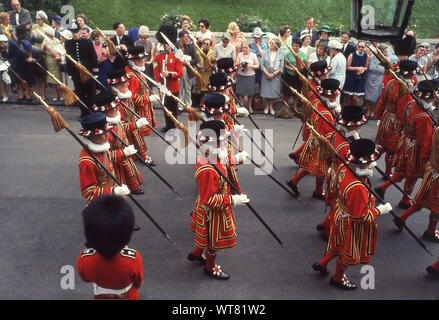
xmin=117 ymin=98 xmax=148 ymax=160
xmin=298 ymin=100 xmax=336 ymax=177
xmin=223 ymin=89 xmax=237 ymax=132
xmin=394 ymin=100 xmax=433 ymax=178
xmin=153 ymin=51 xmax=183 ymax=94
xmin=77 ymin=247 xmax=143 ymax=300
xmin=302 ymin=79 xmax=320 ymax=141
xmin=327 ymin=164 xmax=380 ymax=265
xmin=125 ymin=65 xmax=157 ymax=135
xmin=78 ymin=148 xmax=123 ymax=205
xmin=107 ymin=122 xmax=143 ymax=192
xmin=190 ymin=154 xmax=240 ymax=250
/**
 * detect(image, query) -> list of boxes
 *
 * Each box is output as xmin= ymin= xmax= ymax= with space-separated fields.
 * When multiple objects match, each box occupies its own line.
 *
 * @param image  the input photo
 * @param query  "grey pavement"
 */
xmin=1 ymin=102 xmax=439 ymax=300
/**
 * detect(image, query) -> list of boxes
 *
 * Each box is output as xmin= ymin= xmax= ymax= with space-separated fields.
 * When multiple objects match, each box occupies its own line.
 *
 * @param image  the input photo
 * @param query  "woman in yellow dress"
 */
xmin=31 ymin=10 xmax=49 ymax=49
xmin=41 ymin=26 xmax=62 ymax=101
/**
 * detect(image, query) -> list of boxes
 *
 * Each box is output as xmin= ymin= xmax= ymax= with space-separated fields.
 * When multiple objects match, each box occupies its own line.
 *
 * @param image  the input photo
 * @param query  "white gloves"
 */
xmin=377 ymin=202 xmax=392 ymax=215
xmin=233 ymin=124 xmax=248 ymax=134
xmin=236 ymin=107 xmax=249 ymax=117
xmin=136 ymin=117 xmax=149 ymax=128
xmin=377 ymin=120 xmax=380 ymax=126
xmin=114 ymin=184 xmax=130 ymax=196
xmin=123 ymin=145 xmax=137 ymax=157
xmin=231 ymin=194 xmax=250 ymax=206
xmin=234 ymin=151 xmax=250 ymax=163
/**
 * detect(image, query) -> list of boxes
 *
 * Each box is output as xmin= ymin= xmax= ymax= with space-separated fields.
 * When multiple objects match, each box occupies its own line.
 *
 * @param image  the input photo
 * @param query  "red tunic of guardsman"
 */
xmin=393 ymin=80 xmax=439 ymax=242
xmin=108 ymin=68 xmax=156 ymax=166
xmin=78 ymin=113 xmax=133 ymax=205
xmin=153 ymin=25 xmax=183 ymax=132
xmin=375 ymin=79 xmax=434 ymax=209
xmin=188 ymin=120 xmax=249 ymax=280
xmin=289 ymin=60 xmax=331 ymax=164
xmin=287 ymin=78 xmax=340 ymax=200
xmin=77 ymin=195 xmax=143 ymax=299
xmin=312 ymin=139 xmax=392 ymax=290
xmin=126 ymin=46 xmax=157 ymax=136
xmin=375 ymin=60 xmax=419 ymax=176
xmin=91 ymin=91 xmax=147 ymax=195
xmin=317 ymin=105 xmax=368 ymax=240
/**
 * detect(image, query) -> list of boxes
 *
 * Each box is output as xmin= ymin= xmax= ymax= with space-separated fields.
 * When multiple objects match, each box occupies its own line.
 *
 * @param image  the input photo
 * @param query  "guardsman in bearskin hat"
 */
xmin=375 ymin=79 xmax=435 ymax=209
xmin=313 ymin=139 xmax=392 ymax=290
xmin=393 ymin=80 xmax=439 ymax=241
xmin=78 ymin=113 xmax=136 ymax=204
xmin=188 ymin=120 xmax=250 ymax=280
xmin=317 ymin=105 xmax=368 ymax=240
xmin=375 ymin=59 xmax=419 ymax=177
xmin=153 ymin=24 xmax=183 ymax=133
xmin=64 ymin=19 xmax=99 ymax=116
xmin=289 ymin=60 xmax=331 ymax=164
xmin=125 ymin=46 xmax=157 ymax=136
xmin=91 ymin=91 xmax=148 ymax=195
xmin=287 ymin=78 xmax=341 ymax=199
xmin=77 ymin=195 xmax=143 ymax=299
xmin=108 ymin=68 xmax=156 ymax=166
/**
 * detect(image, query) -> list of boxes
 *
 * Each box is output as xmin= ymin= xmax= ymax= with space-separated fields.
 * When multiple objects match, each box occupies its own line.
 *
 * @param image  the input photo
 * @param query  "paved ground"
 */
xmin=1 ymin=101 xmax=438 ymax=300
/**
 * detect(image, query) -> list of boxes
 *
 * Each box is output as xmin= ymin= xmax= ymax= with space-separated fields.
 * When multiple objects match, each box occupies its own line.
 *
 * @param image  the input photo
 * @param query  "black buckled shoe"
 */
xmin=422 ymin=231 xmax=439 ymax=243
xmin=187 ymin=253 xmax=206 ymax=265
xmin=312 ymin=263 xmax=329 ymax=276
xmin=161 ymin=126 xmax=169 ymax=133
xmin=329 ymin=274 xmax=357 ymax=290
xmin=288 ymin=152 xmax=299 ymax=165
xmin=133 ymin=225 xmax=141 ymax=231
xmin=374 ymin=187 xmax=385 ymax=200
xmin=393 ymin=217 xmax=405 ymax=232
xmin=398 ymin=200 xmax=414 ymax=210
xmin=426 ymin=266 xmax=439 ymax=279
xmin=143 ymin=156 xmax=157 ymax=167
xmin=204 ymin=265 xmax=229 ymax=280
xmin=286 ymin=180 xmax=300 ymax=196
xmin=316 ymin=224 xmax=326 ymax=232
xmin=131 ymin=188 xmax=144 ymax=195
xmin=312 ymin=192 xmax=325 ymax=201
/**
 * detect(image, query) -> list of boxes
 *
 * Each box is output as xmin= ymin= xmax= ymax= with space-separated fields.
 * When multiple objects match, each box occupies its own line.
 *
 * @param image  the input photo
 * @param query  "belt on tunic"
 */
xmin=339 ymin=209 xmax=351 ymax=218
xmin=93 ymin=283 xmax=133 ymax=296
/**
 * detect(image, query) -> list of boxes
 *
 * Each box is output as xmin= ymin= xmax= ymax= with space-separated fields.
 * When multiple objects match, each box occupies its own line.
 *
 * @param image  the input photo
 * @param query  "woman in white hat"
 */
xmin=134 ymin=25 xmax=156 ymax=82
xmin=41 ymin=25 xmax=62 ymax=101
xmin=31 ymin=10 xmax=49 ymax=49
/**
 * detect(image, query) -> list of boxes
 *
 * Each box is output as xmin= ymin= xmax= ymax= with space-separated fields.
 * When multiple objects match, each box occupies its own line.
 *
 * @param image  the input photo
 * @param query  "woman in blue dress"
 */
xmin=343 ymin=40 xmax=370 ymax=106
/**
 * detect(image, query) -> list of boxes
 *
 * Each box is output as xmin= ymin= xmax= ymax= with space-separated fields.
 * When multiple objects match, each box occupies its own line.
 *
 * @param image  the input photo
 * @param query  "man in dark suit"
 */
xmin=292 ymin=16 xmax=319 ymax=47
xmin=65 ymin=20 xmax=99 ymax=116
xmin=340 ymin=32 xmax=357 ymax=59
xmin=8 ymin=0 xmax=32 ymax=41
xmin=110 ymin=22 xmax=133 ymax=69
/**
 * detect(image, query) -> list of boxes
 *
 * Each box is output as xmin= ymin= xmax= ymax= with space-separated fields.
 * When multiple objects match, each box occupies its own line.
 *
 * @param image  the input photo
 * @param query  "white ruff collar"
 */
xmin=129 ymin=61 xmax=146 ymax=72
xmin=112 ymin=87 xmax=132 ymax=100
xmin=83 ymin=139 xmax=110 ymax=153
xmin=106 ymin=110 xmax=121 ymax=125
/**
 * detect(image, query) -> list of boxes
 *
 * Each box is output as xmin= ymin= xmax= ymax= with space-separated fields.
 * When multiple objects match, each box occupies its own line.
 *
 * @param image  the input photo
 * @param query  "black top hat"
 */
xmin=91 ymin=91 xmax=120 ymax=113
xmin=197 ymin=120 xmax=230 ymax=143
xmin=78 ymin=112 xmax=113 ymax=137
xmin=396 ymin=59 xmax=419 ymax=75
xmin=216 ymin=58 xmax=237 ymax=74
xmin=107 ymin=68 xmax=131 ymax=85
xmin=394 ymin=35 xmax=416 ymax=56
xmin=414 ymin=80 xmax=439 ymax=99
xmin=127 ymin=46 xmax=146 ymax=60
xmin=67 ymin=19 xmax=80 ymax=33
xmin=338 ymin=105 xmax=367 ymax=128
xmin=318 ymin=78 xmax=341 ymax=96
xmin=208 ymin=72 xmax=233 ymax=92
xmin=199 ymin=93 xmax=230 ymax=115
xmin=155 ymin=24 xmax=178 ymax=45
xmin=82 ymin=195 xmax=135 ymax=259
xmin=310 ymin=60 xmax=331 ymax=78
xmin=347 ymin=138 xmax=381 ymax=165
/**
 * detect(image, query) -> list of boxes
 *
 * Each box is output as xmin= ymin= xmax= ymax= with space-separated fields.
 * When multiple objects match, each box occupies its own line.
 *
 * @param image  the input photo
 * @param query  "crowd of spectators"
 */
xmin=0 ymin=1 xmax=438 ymax=121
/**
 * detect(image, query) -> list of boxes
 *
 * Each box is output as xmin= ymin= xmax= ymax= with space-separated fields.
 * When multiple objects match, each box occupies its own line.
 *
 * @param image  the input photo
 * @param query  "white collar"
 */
xmin=83 ymin=139 xmax=110 ymax=153
xmin=112 ymin=87 xmax=132 ymax=100
xmin=106 ymin=110 xmax=121 ymax=124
